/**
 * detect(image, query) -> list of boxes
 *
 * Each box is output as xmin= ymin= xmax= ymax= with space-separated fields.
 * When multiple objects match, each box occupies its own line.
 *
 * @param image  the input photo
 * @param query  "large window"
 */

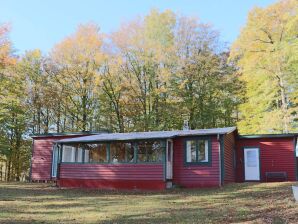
xmin=185 ymin=138 xmax=210 ymax=164
xmin=61 ymin=144 xmax=84 ymax=163
xmin=110 ymin=142 xmax=134 ymax=163
xmin=137 ymin=141 xmax=164 ymax=163
xmin=85 ymin=144 xmax=108 ymax=163
xmin=60 ymin=140 xmax=165 ymax=164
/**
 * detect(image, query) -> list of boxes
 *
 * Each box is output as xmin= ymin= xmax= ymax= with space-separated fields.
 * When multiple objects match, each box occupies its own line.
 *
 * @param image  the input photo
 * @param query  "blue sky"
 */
xmin=1 ymin=0 xmax=277 ymax=54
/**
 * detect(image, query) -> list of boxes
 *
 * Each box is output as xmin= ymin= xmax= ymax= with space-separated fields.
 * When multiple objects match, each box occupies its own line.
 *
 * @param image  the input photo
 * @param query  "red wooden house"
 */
xmin=30 ymin=127 xmax=298 ymax=190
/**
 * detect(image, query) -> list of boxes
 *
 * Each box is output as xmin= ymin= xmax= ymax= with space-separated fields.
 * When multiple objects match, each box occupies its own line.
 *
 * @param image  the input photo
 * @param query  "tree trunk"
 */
xmin=277 ymin=75 xmax=289 ymax=133
xmin=82 ymin=94 xmax=87 ymax=131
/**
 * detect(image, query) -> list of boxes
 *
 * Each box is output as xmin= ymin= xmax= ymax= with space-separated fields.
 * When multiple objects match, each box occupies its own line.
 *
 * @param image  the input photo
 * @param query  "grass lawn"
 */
xmin=0 ymin=182 xmax=297 ymax=224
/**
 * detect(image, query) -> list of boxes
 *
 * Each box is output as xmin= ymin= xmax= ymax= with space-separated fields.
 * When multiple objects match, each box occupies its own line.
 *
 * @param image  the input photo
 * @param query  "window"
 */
xmin=59 ymin=140 xmax=165 ymax=164
xmin=85 ymin=144 xmax=108 ymax=163
xmin=137 ymin=141 xmax=164 ymax=163
xmin=198 ymin=140 xmax=208 ymax=162
xmin=84 ymin=149 xmax=90 ymax=163
xmin=185 ymin=138 xmax=210 ymax=164
xmin=61 ymin=144 xmax=84 ymax=163
xmin=186 ymin=140 xmax=196 ymax=162
xmin=77 ymin=147 xmax=83 ymax=162
xmin=51 ymin=145 xmax=59 ymax=177
xmin=110 ymin=142 xmax=134 ymax=163
xmin=62 ymin=145 xmax=76 ymax=162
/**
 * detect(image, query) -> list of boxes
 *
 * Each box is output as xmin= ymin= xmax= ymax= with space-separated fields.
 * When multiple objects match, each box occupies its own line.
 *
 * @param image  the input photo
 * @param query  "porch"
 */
xmin=53 ymin=139 xmax=174 ymax=190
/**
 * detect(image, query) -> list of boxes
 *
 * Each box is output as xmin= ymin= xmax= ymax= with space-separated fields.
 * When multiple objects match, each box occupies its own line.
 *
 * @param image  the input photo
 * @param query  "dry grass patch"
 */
xmin=0 ymin=182 xmax=297 ymax=223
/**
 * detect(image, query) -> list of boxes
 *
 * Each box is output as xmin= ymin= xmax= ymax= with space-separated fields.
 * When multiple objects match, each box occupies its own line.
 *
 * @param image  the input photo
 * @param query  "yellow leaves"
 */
xmin=51 ymin=23 xmax=104 ymax=67
xmin=232 ymin=0 xmax=298 ymax=134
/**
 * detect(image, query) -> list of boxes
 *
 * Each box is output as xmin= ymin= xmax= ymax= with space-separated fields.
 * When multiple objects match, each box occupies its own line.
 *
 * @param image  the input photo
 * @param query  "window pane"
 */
xmin=247 ymin=150 xmax=257 ymax=167
xmin=62 ymin=145 xmax=76 ymax=162
xmin=86 ymin=144 xmax=107 ymax=162
xmin=198 ymin=140 xmax=208 ymax=162
xmin=137 ymin=141 xmax=163 ymax=163
xmin=186 ymin=140 xmax=196 ymax=162
xmin=138 ymin=142 xmax=148 ymax=162
xmin=110 ymin=142 xmax=134 ymax=163
xmin=84 ymin=149 xmax=89 ymax=162
xmin=77 ymin=147 xmax=83 ymax=162
xmin=149 ymin=141 xmax=163 ymax=162
xmin=110 ymin=143 xmax=123 ymax=163
xmin=52 ymin=145 xmax=58 ymax=177
xmin=124 ymin=143 xmax=135 ymax=162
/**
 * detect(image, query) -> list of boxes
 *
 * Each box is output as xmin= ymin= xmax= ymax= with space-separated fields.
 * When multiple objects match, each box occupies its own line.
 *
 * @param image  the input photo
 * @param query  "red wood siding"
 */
xmin=31 ymin=135 xmax=90 ymax=181
xmin=58 ymin=179 xmax=165 ymax=190
xmin=59 ymin=163 xmax=164 ymax=180
xmin=223 ymin=132 xmax=236 ymax=183
xmin=58 ymin=163 xmax=165 ymax=189
xmin=31 ymin=138 xmax=54 ymax=181
xmin=172 ymin=136 xmax=220 ymax=188
xmin=236 ymin=137 xmax=296 ymax=182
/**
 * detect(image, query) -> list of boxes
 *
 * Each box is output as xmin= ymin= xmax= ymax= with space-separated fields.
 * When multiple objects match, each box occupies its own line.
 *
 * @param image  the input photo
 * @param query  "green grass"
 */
xmin=0 ymin=182 xmax=297 ymax=224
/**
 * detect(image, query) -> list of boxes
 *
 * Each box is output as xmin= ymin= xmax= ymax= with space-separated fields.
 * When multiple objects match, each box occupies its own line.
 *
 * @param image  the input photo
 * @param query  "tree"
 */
xmin=0 ymin=10 xmax=247 ymax=181
xmin=50 ymin=23 xmax=105 ymax=131
xmin=109 ymin=9 xmax=176 ymax=131
xmin=230 ymin=0 xmax=298 ymax=134
xmin=172 ymin=16 xmax=242 ymax=129
xmin=0 ymin=59 xmax=31 ymax=181
xmin=0 ymin=24 xmax=15 ymax=69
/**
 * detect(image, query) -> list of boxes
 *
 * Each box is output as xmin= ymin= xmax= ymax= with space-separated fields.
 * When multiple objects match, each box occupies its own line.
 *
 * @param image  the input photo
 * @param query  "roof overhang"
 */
xmin=55 ymin=127 xmax=237 ymax=144
xmin=30 ymin=131 xmax=108 ymax=138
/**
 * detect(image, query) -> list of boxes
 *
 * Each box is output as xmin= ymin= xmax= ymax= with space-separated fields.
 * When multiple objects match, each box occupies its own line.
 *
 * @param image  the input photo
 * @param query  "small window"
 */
xmin=185 ymin=138 xmax=210 ymax=164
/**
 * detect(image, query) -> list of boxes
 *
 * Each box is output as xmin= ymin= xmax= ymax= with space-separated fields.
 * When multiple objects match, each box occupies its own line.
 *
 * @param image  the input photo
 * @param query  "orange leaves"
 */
xmin=0 ymin=23 xmax=15 ymax=68
xmin=51 ymin=23 xmax=104 ymax=68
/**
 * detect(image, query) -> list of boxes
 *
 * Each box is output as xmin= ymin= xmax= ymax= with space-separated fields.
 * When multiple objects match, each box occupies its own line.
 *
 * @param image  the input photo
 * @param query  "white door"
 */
xmin=244 ymin=148 xmax=260 ymax=181
xmin=166 ymin=139 xmax=173 ymax=179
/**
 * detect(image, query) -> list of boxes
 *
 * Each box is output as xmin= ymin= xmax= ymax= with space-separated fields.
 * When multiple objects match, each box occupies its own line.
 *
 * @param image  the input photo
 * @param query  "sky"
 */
xmin=1 ymin=0 xmax=277 ymax=54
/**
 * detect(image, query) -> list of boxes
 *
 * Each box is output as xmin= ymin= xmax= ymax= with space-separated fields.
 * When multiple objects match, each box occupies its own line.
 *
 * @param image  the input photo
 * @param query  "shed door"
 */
xmin=166 ymin=139 xmax=173 ymax=179
xmin=244 ymin=148 xmax=260 ymax=181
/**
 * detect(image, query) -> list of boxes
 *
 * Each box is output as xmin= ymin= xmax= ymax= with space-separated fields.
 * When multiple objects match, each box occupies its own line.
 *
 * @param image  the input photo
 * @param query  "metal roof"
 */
xmin=30 ymin=130 xmax=108 ymax=138
xmin=56 ymin=127 xmax=236 ymax=144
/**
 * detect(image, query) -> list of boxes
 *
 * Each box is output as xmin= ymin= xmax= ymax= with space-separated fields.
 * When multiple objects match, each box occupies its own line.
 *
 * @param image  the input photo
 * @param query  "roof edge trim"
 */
xmin=30 ymin=130 xmax=109 ymax=138
xmin=238 ymin=134 xmax=296 ymax=139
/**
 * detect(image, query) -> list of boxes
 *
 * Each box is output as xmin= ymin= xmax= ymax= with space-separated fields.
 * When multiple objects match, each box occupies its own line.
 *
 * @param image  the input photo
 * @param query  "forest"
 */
xmin=0 ymin=0 xmax=297 ymax=181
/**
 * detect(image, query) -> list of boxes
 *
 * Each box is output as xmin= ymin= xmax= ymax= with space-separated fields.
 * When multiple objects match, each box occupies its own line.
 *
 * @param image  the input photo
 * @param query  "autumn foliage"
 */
xmin=0 ymin=0 xmax=297 ymax=181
